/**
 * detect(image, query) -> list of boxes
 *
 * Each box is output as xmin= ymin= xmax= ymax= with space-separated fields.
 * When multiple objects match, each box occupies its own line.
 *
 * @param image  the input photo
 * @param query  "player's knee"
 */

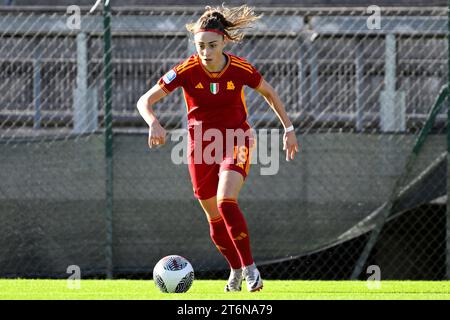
xmin=216 ymin=196 xmax=238 ymax=208
xmin=199 ymin=197 xmax=222 ymax=222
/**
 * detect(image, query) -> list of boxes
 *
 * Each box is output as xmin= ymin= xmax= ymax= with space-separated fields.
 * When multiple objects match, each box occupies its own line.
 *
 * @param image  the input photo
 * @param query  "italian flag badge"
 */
xmin=210 ymin=83 xmax=219 ymax=94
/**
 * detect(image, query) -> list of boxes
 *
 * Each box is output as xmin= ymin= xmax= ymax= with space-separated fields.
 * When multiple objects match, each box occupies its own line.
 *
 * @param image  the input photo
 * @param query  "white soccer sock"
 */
xmin=244 ymin=263 xmax=256 ymax=273
xmin=231 ymin=267 xmax=243 ymax=276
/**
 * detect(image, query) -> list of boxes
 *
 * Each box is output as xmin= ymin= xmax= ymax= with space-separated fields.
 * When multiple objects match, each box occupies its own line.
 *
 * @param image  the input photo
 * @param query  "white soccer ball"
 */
xmin=153 ymin=255 xmax=195 ymax=293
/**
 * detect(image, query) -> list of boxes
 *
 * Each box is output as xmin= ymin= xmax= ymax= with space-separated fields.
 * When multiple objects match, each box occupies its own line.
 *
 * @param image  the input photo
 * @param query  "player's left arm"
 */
xmin=254 ymin=79 xmax=299 ymax=161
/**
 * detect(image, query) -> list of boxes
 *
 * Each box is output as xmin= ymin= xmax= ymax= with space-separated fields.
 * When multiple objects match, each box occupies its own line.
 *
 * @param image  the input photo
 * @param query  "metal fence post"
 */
xmin=33 ymin=51 xmax=41 ymax=129
xmin=355 ymin=38 xmax=364 ymax=132
xmin=103 ymin=0 xmax=114 ymax=280
xmin=447 ymin=0 xmax=450 ymax=281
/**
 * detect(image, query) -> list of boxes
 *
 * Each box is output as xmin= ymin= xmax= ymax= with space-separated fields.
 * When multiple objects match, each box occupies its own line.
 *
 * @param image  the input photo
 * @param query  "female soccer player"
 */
xmin=137 ymin=5 xmax=299 ymax=292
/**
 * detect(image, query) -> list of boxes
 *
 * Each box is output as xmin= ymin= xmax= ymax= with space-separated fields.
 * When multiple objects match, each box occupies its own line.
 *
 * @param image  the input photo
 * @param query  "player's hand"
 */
xmin=283 ymin=131 xmax=299 ymax=161
xmin=148 ymin=120 xmax=167 ymax=148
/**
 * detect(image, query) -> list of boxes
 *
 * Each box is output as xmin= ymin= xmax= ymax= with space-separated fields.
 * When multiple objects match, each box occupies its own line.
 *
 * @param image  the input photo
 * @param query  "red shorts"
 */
xmin=187 ymin=121 xmax=254 ymax=200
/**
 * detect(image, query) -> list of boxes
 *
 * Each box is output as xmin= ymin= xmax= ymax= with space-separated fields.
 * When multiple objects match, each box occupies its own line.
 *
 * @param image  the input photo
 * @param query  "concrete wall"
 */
xmin=0 ymin=132 xmax=445 ymax=276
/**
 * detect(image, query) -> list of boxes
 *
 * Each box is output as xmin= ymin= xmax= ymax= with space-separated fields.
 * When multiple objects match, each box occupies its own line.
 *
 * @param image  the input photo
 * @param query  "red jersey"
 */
xmin=158 ymin=52 xmax=263 ymax=129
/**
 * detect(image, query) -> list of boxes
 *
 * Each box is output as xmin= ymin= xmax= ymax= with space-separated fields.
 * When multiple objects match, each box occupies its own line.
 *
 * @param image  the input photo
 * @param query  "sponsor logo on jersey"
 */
xmin=163 ymin=69 xmax=177 ymax=84
xmin=210 ymin=83 xmax=219 ymax=94
xmin=195 ymin=82 xmax=204 ymax=89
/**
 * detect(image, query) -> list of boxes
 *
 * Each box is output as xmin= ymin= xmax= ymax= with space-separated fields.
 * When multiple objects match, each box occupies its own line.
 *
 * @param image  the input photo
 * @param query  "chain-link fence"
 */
xmin=0 ymin=5 xmax=448 ymax=280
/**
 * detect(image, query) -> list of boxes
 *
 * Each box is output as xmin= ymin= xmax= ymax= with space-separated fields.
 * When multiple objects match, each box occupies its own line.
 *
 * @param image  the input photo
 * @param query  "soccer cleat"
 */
xmin=224 ymin=268 xmax=243 ymax=292
xmin=243 ymin=264 xmax=263 ymax=292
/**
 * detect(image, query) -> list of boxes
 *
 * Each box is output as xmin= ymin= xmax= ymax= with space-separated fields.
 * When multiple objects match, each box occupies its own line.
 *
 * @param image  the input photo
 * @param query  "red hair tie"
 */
xmin=195 ymin=28 xmax=225 ymax=36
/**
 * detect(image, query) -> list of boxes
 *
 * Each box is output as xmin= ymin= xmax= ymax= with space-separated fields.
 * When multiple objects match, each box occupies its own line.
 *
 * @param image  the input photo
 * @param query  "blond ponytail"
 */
xmin=186 ymin=4 xmax=262 ymax=42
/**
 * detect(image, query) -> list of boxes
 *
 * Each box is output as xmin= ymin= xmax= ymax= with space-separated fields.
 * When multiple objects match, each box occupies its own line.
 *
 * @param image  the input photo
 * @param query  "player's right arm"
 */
xmin=137 ymin=84 xmax=168 ymax=148
xmin=137 ymin=62 xmax=187 ymax=148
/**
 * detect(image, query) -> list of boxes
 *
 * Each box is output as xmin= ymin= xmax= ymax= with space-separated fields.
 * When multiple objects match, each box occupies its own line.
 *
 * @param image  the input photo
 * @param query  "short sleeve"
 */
xmin=157 ymin=67 xmax=185 ymax=94
xmin=243 ymin=63 xmax=263 ymax=89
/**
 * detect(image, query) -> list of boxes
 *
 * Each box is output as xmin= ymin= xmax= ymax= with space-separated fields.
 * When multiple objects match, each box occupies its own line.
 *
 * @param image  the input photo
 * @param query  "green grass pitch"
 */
xmin=0 ymin=280 xmax=449 ymax=300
